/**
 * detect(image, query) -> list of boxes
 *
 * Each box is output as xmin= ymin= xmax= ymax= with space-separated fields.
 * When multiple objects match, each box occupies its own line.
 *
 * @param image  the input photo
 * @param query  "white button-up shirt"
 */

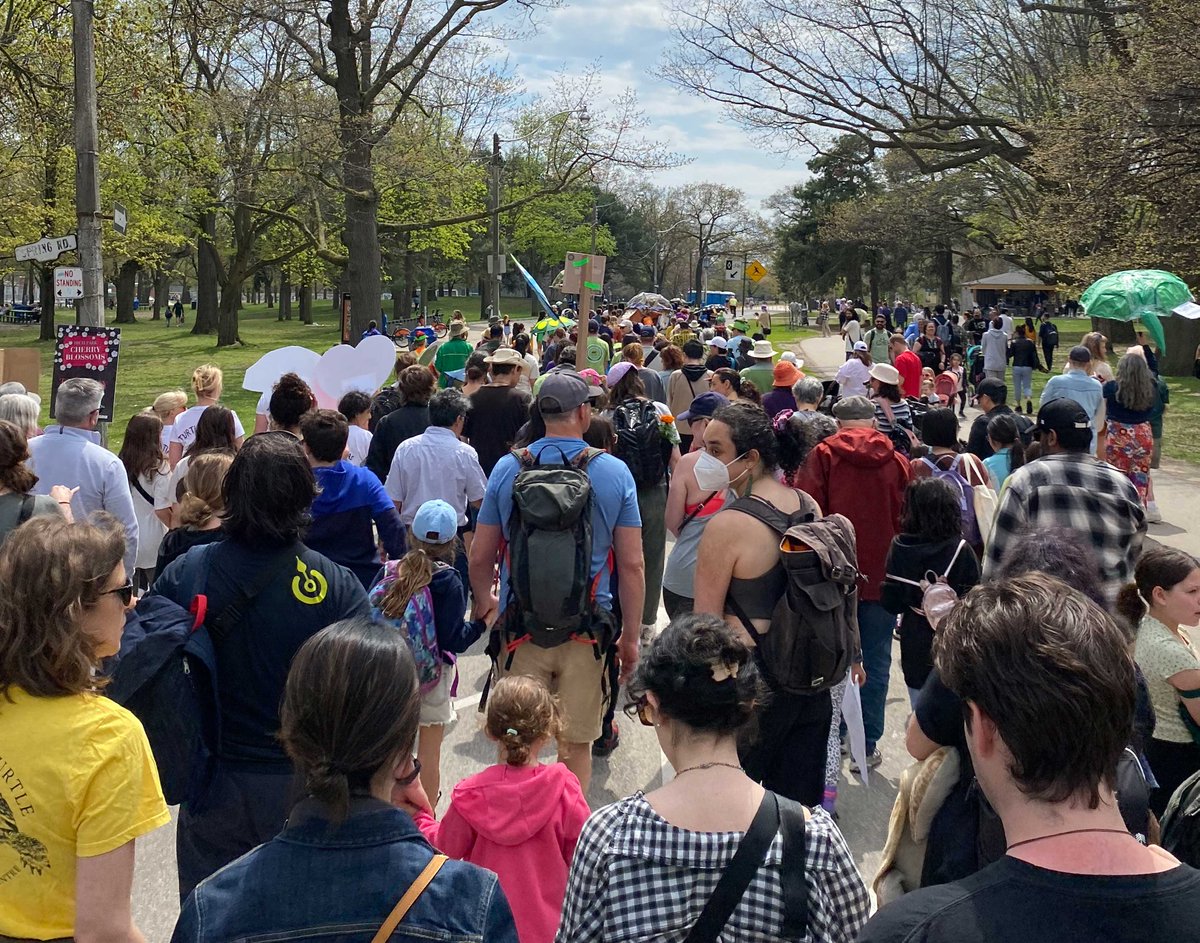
xmin=385 ymin=426 xmax=487 ymax=527
xmin=28 ymin=425 xmax=139 ymax=572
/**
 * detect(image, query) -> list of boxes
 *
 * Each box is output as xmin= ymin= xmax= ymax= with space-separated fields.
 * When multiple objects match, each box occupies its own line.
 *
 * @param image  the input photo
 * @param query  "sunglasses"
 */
xmin=397 ymin=756 xmax=422 ymax=787
xmin=101 ymin=579 xmax=135 ymax=606
xmin=623 ymin=695 xmax=655 ymax=728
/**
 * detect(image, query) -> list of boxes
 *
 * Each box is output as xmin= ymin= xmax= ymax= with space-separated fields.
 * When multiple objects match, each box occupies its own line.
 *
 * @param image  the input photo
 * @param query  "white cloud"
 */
xmin=498 ymin=0 xmax=812 ymax=209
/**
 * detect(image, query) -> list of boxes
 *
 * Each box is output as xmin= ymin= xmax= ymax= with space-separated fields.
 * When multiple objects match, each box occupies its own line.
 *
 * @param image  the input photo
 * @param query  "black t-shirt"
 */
xmin=151 ymin=539 xmax=370 ymax=764
xmin=366 ymin=404 xmax=430 ymax=482
xmin=859 ymin=854 xmax=1200 ymax=943
xmin=464 ymin=385 xmax=531 ymax=476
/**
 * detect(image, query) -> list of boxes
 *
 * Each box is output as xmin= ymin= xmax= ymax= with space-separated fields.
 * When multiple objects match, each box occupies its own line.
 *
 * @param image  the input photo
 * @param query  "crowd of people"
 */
xmin=0 ymin=297 xmax=1198 ymax=943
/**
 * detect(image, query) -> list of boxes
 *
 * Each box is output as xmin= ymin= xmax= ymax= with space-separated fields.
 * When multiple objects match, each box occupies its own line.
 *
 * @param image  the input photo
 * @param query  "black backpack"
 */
xmin=1043 ymin=322 xmax=1059 ymax=346
xmin=612 ymin=399 xmax=666 ymax=488
xmin=369 ymin=386 xmax=403 ymax=433
xmin=504 ymin=446 xmax=612 ymax=650
xmin=725 ymin=497 xmax=860 ymax=694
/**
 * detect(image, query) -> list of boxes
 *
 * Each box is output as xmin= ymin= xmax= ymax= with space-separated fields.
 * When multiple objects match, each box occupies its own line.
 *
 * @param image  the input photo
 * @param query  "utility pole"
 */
xmin=488 ymin=133 xmax=503 ymax=321
xmin=590 ymin=196 xmax=598 ymax=255
xmin=72 ymin=0 xmax=103 ymax=327
xmin=741 ymin=251 xmax=748 ymax=312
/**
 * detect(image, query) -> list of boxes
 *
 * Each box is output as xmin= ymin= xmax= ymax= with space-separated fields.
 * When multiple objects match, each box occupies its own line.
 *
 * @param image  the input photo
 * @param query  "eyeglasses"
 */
xmin=623 ymin=696 xmax=655 ymax=728
xmin=397 ymin=756 xmax=422 ymax=787
xmin=101 ymin=579 xmax=135 ymax=606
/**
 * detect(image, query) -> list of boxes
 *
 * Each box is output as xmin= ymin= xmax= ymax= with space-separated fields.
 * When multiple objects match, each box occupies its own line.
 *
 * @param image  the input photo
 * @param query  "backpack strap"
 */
xmin=683 ymin=791 xmax=780 ymax=943
xmin=776 ymin=795 xmax=809 ymax=938
xmin=130 ymin=475 xmax=155 ymax=505
xmin=371 ymin=855 xmax=448 ymax=943
xmin=202 ymin=541 xmax=305 ymax=642
xmin=941 ymin=540 xmax=968 ymax=581
xmin=16 ymin=493 xmax=35 ymax=526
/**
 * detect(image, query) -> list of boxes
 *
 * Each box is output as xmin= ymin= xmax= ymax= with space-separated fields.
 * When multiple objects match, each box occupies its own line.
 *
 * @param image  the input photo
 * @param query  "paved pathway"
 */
xmin=796 ymin=334 xmax=1200 ymax=558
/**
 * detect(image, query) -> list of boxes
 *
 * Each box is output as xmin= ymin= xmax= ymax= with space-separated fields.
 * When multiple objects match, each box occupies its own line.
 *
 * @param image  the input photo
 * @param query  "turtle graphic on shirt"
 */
xmin=0 ymin=795 xmax=49 ymax=876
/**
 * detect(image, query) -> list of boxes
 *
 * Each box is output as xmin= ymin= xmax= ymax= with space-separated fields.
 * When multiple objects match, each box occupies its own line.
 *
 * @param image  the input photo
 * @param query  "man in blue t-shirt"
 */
xmin=469 ymin=369 xmax=644 ymax=792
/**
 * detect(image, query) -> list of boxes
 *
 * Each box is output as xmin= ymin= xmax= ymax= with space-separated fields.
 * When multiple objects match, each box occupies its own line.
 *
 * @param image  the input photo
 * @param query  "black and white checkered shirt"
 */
xmin=555 ymin=793 xmax=870 ymax=943
xmin=983 ymin=452 xmax=1146 ymax=600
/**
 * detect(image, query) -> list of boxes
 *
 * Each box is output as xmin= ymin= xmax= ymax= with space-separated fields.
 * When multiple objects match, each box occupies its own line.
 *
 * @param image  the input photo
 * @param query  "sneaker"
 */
xmin=639 ymin=624 xmax=657 ymax=651
xmin=1146 ymin=502 xmax=1163 ymax=523
xmin=592 ymin=721 xmax=620 ymax=757
xmin=1025 ymin=401 xmax=1033 ymax=415
xmin=849 ymin=749 xmax=883 ymax=774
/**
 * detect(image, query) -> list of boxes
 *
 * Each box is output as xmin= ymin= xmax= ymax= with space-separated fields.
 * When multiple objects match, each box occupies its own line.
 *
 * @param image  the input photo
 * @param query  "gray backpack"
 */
xmin=726 ymin=497 xmax=861 ymax=694
xmin=504 ymin=445 xmax=610 ymax=649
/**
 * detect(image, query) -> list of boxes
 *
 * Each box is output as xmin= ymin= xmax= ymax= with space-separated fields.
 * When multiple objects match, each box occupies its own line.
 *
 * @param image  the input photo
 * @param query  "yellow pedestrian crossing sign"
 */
xmin=746 ymin=259 xmax=768 ymax=282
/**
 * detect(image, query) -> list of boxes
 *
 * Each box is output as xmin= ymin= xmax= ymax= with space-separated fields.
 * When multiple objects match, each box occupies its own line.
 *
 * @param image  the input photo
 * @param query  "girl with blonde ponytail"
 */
xmin=368 ymin=499 xmax=486 ymax=808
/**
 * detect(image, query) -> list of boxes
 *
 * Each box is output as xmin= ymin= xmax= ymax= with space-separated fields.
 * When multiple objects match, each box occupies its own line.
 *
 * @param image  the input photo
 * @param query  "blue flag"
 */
xmin=510 ymin=254 xmax=555 ymax=318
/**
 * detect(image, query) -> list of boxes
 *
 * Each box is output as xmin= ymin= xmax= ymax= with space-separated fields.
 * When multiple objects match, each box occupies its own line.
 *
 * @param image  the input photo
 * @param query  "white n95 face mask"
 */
xmin=693 ymin=450 xmax=745 ymax=493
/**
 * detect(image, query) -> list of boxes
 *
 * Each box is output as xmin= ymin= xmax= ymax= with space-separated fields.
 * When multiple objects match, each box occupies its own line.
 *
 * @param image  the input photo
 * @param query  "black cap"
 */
xmin=976 ymin=378 xmax=1007 ymax=402
xmin=1036 ymin=398 xmax=1091 ymax=435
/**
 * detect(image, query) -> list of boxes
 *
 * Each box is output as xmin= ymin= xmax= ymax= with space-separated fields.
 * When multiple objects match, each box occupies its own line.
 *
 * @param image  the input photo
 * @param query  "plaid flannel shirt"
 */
xmin=983 ymin=453 xmax=1146 ymax=600
xmin=555 ymin=793 xmax=870 ymax=943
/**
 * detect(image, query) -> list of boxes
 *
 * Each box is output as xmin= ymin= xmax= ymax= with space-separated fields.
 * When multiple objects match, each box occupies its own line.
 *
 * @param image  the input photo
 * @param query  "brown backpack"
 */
xmin=727 ymin=497 xmax=862 ymax=694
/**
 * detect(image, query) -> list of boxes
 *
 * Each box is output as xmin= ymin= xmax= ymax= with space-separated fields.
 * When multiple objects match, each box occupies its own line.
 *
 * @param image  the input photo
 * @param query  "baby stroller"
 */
xmin=965 ymin=345 xmax=984 ymax=391
xmin=934 ymin=371 xmax=960 ymax=407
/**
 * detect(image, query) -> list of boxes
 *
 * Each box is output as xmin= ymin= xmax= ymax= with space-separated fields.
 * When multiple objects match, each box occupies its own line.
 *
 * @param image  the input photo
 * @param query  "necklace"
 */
xmin=673 ymin=761 xmax=744 ymax=776
xmin=1006 ymin=827 xmax=1132 ymax=851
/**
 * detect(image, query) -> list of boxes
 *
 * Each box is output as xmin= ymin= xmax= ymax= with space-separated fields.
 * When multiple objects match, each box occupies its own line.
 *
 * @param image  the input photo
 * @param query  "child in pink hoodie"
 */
xmin=417 ymin=676 xmax=590 ymax=943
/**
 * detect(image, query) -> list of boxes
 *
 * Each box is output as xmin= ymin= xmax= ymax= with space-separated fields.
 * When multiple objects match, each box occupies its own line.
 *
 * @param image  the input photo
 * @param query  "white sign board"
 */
xmin=113 ymin=203 xmax=127 ymax=235
xmin=16 ymin=234 xmax=77 ymax=263
xmin=723 ymin=258 xmax=743 ymax=281
xmin=54 ymin=267 xmax=84 ymax=299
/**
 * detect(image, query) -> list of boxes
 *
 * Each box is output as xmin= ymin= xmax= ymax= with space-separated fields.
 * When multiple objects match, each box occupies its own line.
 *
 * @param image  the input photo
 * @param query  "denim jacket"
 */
xmin=171 ymin=798 xmax=518 ymax=943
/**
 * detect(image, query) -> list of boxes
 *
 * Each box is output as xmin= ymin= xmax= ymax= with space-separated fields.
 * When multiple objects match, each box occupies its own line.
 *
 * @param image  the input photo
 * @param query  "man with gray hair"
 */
xmin=386 ymin=387 xmax=486 ymax=584
xmin=28 ymin=378 xmax=138 ymax=572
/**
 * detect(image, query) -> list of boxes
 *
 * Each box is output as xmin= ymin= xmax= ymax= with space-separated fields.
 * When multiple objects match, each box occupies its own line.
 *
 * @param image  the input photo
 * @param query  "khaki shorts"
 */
xmin=420 ymin=667 xmax=456 ymax=727
xmin=500 ymin=638 xmax=605 ymax=743
xmin=1152 ymin=436 xmax=1162 ymax=469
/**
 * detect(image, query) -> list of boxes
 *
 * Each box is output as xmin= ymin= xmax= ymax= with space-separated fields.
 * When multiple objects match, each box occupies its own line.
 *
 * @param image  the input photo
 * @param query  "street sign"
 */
xmin=723 ymin=258 xmax=742 ymax=281
xmin=486 ymin=254 xmax=507 ymax=275
xmin=54 ymin=267 xmax=83 ymax=299
xmin=562 ymin=252 xmax=607 ymax=295
xmin=113 ymin=203 xmax=127 ymax=235
xmin=15 ymin=233 xmax=77 ymax=263
xmin=51 ymin=326 xmax=121 ymax=422
xmin=746 ymin=259 xmax=768 ymax=282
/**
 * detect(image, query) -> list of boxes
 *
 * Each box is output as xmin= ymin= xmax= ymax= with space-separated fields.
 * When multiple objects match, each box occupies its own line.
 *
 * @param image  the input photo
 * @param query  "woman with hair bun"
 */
xmin=557 ymin=613 xmax=870 ymax=943
xmin=1121 ymin=547 xmax=1200 ymax=815
xmin=268 ymin=372 xmax=317 ymax=437
xmin=172 ymin=618 xmax=517 ymax=943
xmin=413 ymin=675 xmax=588 ymax=943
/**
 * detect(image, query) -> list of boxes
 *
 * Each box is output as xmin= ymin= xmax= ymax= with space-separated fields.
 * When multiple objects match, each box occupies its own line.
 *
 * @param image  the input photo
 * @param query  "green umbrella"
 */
xmin=533 ymin=313 xmax=573 ymax=339
xmin=1079 ymin=269 xmax=1193 ymax=354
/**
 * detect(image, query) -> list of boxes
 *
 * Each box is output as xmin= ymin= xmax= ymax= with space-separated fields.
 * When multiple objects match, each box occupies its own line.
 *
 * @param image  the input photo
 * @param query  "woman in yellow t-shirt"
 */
xmin=0 ymin=515 xmax=170 ymax=941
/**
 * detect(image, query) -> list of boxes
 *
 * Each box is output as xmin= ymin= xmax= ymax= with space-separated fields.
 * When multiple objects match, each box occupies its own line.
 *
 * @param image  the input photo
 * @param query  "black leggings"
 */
xmin=1148 ymin=737 xmax=1200 ymax=817
xmin=662 ymin=588 xmax=693 ymax=620
xmin=739 ymin=686 xmax=833 ymax=806
xmin=1043 ymin=344 xmax=1055 ymax=370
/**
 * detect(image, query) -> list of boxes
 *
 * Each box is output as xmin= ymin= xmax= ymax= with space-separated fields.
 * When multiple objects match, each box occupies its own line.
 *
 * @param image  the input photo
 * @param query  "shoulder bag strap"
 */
xmin=684 ymin=793 xmax=780 ymax=943
xmin=130 ymin=475 xmax=155 ymax=505
xmin=941 ymin=540 xmax=968 ymax=581
xmin=776 ymin=795 xmax=809 ymax=938
xmin=371 ymin=854 xmax=448 ymax=943
xmin=16 ymin=493 xmax=35 ymax=526
xmin=680 ymin=491 xmax=720 ymax=532
xmin=205 ymin=541 xmax=304 ymax=642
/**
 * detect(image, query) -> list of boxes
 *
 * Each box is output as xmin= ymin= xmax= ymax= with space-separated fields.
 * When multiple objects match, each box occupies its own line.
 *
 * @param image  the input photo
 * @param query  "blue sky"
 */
xmin=502 ymin=0 xmax=810 ymax=211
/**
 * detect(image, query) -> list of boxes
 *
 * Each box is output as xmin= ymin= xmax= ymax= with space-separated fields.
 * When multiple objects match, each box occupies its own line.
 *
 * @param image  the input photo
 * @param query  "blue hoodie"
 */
xmin=307 ymin=460 xmax=406 ymax=587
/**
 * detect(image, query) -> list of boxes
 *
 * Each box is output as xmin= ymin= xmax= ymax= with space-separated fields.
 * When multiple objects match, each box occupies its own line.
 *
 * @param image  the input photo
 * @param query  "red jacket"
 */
xmin=894 ymin=349 xmax=923 ymax=398
xmin=797 ymin=427 xmax=911 ymax=601
xmin=417 ymin=762 xmax=590 ymax=943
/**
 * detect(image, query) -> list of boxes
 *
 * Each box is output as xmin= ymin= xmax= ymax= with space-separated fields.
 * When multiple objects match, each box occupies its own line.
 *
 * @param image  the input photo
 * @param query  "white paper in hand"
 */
xmin=841 ymin=673 xmax=869 ymax=787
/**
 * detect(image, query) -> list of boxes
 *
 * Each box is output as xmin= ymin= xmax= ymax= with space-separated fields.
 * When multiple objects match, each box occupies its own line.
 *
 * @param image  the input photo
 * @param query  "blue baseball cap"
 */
xmin=678 ymin=391 xmax=728 ymax=422
xmin=411 ymin=499 xmax=458 ymax=545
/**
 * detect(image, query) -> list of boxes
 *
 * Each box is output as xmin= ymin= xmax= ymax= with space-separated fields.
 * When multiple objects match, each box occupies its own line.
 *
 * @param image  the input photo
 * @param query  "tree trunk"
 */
xmin=936 ymin=246 xmax=954 ymax=305
xmin=868 ymin=255 xmax=880 ymax=315
xmin=217 ymin=275 xmax=244 ymax=346
xmin=299 ymin=282 xmax=313 ymax=324
xmin=279 ymin=274 xmax=292 ymax=320
xmin=194 ymin=211 xmax=219 ymax=334
xmin=400 ymin=238 xmax=414 ymax=318
xmin=39 ymin=145 xmax=58 ymax=340
xmin=136 ymin=271 xmax=151 ymax=308
xmin=1159 ymin=316 xmax=1200 ymax=377
xmin=152 ymin=269 xmax=169 ymax=320
xmin=844 ymin=246 xmax=864 ymax=301
xmin=1092 ymin=316 xmax=1136 ymax=346
xmin=265 ymin=272 xmax=274 ymax=309
xmin=114 ymin=261 xmax=139 ymax=323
